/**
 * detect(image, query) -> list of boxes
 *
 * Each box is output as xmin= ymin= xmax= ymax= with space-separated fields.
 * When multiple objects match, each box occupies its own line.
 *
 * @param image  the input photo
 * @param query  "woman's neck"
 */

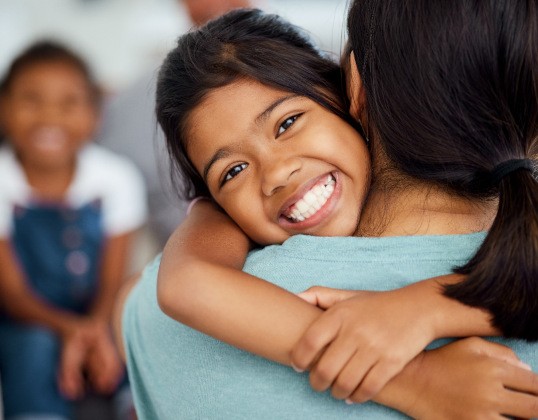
xmin=357 ymin=185 xmax=496 ymax=237
xmin=356 ymin=166 xmax=497 ymax=237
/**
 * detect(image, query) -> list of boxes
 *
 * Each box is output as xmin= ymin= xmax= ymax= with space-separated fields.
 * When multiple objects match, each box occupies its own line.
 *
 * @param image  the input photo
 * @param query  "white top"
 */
xmin=0 ymin=143 xmax=147 ymax=238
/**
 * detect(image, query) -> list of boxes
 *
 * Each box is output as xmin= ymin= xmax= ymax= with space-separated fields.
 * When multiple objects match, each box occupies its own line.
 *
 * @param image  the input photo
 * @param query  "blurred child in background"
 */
xmin=0 ymin=41 xmax=147 ymax=420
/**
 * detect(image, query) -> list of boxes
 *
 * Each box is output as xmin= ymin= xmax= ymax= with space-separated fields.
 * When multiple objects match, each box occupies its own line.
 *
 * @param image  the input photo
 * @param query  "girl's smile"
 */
xmin=187 ymin=79 xmax=371 ymax=245
xmin=279 ymin=172 xmax=338 ymax=226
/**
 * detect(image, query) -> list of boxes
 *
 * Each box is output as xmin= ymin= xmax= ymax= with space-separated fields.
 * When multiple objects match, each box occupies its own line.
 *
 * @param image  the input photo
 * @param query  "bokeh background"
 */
xmin=0 ymin=0 xmax=348 ymax=93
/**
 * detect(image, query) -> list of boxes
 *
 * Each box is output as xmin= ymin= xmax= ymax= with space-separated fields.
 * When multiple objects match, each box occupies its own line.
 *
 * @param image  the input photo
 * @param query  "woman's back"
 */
xmin=124 ymin=233 xmax=538 ymax=419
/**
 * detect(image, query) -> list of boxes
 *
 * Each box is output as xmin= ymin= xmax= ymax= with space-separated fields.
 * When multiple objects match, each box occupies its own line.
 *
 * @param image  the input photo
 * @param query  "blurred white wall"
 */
xmin=0 ymin=0 xmax=349 ymax=92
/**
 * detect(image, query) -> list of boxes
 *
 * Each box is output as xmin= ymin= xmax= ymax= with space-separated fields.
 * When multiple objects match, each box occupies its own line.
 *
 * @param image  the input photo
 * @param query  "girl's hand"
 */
xmin=400 ymin=337 xmax=538 ymax=419
xmin=58 ymin=326 xmax=90 ymax=400
xmin=57 ymin=317 xmax=102 ymax=399
xmin=86 ymin=322 xmax=124 ymax=395
xmin=291 ymin=286 xmax=438 ymax=402
xmin=58 ymin=318 xmax=123 ymax=398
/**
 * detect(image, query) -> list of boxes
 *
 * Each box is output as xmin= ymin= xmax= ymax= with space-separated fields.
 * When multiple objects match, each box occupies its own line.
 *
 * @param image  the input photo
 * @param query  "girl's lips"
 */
xmin=30 ymin=126 xmax=68 ymax=151
xmin=278 ymin=172 xmax=340 ymax=230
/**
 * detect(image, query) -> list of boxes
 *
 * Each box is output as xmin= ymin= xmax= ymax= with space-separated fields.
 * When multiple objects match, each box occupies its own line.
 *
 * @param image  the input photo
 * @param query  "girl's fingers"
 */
xmin=345 ymin=358 xmax=403 ymax=403
xmin=291 ymin=314 xmax=340 ymax=372
xmin=502 ymin=364 xmax=538 ymax=395
xmin=498 ymin=388 xmax=538 ymax=419
xmin=58 ymin=339 xmax=86 ymax=399
xmin=297 ymin=287 xmax=357 ymax=309
xmin=329 ymin=350 xmax=375 ymax=400
xmin=307 ymin=336 xmax=361 ymax=392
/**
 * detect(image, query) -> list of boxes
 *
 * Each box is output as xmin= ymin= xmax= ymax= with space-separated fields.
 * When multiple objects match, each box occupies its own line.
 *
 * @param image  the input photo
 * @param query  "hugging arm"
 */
xmin=291 ymin=277 xmax=499 ymax=403
xmin=155 ymin=201 xmax=538 ymax=417
xmin=157 ymin=199 xmax=321 ymax=364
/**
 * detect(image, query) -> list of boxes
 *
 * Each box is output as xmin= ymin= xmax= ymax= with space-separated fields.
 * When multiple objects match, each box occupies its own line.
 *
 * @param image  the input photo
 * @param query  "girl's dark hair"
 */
xmin=0 ymin=40 xmax=100 ymax=105
xmin=348 ymin=0 xmax=538 ymax=339
xmin=156 ymin=8 xmax=352 ymax=200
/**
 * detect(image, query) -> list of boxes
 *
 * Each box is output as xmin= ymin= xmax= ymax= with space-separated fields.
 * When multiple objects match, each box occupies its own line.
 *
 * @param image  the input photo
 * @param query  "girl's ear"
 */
xmin=347 ymin=52 xmax=367 ymax=123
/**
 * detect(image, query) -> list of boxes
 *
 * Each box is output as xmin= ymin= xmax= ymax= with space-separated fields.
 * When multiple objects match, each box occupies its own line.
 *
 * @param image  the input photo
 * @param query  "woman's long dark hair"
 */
xmin=156 ymin=8 xmax=353 ymax=200
xmin=348 ymin=0 xmax=538 ymax=339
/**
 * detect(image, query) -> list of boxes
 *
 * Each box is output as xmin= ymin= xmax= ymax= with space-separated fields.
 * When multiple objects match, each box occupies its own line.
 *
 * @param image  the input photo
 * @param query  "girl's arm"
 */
xmin=149 ymin=204 xmax=538 ymax=418
xmin=157 ymin=199 xmax=321 ymax=364
xmin=377 ymin=337 xmax=538 ymax=419
xmin=159 ymin=201 xmax=496 ymax=364
xmin=291 ymin=279 xmax=499 ymax=402
xmin=158 ymin=201 xmax=500 ymax=370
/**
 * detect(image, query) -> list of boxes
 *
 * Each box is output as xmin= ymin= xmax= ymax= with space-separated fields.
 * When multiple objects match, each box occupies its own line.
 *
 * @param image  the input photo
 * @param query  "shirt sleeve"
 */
xmin=101 ymin=156 xmax=148 ymax=236
xmin=0 ymin=146 xmax=24 ymax=239
xmin=0 ymin=199 xmax=11 ymax=239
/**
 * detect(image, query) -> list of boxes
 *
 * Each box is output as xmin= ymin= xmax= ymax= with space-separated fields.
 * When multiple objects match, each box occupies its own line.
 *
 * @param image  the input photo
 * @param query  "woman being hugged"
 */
xmin=289 ymin=0 xmax=538 ymax=407
xmin=121 ymin=4 xmax=538 ymax=419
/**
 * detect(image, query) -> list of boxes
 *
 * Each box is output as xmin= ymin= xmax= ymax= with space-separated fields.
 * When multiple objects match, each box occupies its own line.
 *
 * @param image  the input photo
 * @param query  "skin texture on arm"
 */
xmin=376 ymin=337 xmax=538 ymax=419
xmin=157 ymin=200 xmax=321 ymax=364
xmin=158 ymin=201 xmax=499 ymax=394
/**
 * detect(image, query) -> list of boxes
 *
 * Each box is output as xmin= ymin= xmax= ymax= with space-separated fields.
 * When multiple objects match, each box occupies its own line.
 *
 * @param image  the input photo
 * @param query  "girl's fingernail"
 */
xmin=291 ymin=363 xmax=304 ymax=373
xmin=520 ymin=362 xmax=532 ymax=371
xmin=345 ymin=399 xmax=353 ymax=405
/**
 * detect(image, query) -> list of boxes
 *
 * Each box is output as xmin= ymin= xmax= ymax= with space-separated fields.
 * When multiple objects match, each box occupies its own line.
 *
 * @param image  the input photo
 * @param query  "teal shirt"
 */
xmin=123 ymin=233 xmax=537 ymax=419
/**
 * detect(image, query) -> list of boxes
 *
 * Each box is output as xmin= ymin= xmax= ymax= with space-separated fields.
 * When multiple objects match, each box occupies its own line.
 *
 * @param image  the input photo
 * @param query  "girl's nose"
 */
xmin=261 ymin=156 xmax=302 ymax=196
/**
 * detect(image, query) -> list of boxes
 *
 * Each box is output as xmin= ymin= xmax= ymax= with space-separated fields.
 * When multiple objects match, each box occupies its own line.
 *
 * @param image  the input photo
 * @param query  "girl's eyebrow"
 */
xmin=255 ymin=94 xmax=300 ymax=127
xmin=203 ymin=148 xmax=232 ymax=182
xmin=203 ymin=94 xmax=301 ymax=182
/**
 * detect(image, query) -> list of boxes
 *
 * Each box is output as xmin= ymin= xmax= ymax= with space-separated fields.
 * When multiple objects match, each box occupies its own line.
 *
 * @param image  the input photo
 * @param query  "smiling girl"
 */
xmin=185 ymin=80 xmax=369 ymax=244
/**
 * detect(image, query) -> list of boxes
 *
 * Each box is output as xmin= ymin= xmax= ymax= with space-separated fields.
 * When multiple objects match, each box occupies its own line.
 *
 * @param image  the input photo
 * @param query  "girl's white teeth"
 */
xmin=285 ymin=175 xmax=335 ymax=222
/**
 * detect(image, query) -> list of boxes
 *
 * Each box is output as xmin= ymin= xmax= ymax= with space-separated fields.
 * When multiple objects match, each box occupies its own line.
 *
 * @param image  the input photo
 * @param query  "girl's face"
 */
xmin=187 ymin=79 xmax=371 ymax=245
xmin=0 ymin=60 xmax=98 ymax=171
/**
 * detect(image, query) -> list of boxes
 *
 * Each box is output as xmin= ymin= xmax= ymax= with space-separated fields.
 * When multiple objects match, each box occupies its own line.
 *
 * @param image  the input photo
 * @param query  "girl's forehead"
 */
xmin=6 ymin=60 xmax=94 ymax=102
xmin=204 ymin=79 xmax=292 ymax=105
xmin=10 ymin=60 xmax=88 ymax=87
xmin=188 ymin=80 xmax=296 ymax=130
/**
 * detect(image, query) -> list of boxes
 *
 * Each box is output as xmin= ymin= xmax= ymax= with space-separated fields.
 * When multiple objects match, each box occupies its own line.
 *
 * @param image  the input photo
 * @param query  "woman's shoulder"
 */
xmin=249 ymin=233 xmax=487 ymax=264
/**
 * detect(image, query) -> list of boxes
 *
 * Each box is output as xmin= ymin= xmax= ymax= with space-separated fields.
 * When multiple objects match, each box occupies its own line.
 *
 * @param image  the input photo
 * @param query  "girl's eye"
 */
xmin=221 ymin=163 xmax=248 ymax=186
xmin=277 ymin=114 xmax=300 ymax=137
